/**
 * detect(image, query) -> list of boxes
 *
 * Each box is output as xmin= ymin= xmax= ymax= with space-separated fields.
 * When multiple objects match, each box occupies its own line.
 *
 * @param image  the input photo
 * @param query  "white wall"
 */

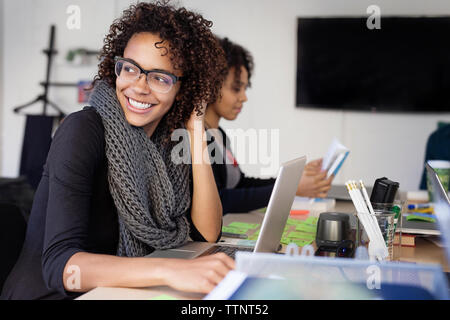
xmin=182 ymin=0 xmax=450 ymax=191
xmin=1 ymin=0 xmax=450 ymax=191
xmin=1 ymin=0 xmax=116 ymax=178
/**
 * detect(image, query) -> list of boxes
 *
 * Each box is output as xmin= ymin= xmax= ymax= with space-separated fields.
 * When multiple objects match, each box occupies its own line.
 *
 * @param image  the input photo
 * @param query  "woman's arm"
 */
xmin=186 ymin=104 xmax=223 ymax=242
xmin=50 ymin=111 xmax=232 ymax=295
xmin=64 ymin=251 xmax=234 ymax=294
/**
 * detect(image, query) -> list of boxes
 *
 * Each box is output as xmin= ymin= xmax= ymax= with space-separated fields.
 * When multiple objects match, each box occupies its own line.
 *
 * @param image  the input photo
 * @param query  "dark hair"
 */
xmin=93 ymin=1 xmax=227 ymax=131
xmin=217 ymin=37 xmax=254 ymax=88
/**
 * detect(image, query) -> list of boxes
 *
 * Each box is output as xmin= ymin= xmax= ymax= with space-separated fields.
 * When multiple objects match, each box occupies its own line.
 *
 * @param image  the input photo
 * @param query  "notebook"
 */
xmin=321 ymin=138 xmax=349 ymax=178
xmin=146 ymin=156 xmax=307 ymax=259
xmin=328 ymin=184 xmax=372 ymax=201
xmin=399 ymin=163 xmax=449 ymax=236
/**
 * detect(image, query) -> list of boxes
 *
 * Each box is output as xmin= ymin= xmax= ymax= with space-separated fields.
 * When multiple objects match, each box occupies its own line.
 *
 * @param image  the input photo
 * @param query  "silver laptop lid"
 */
xmin=254 ymin=156 xmax=307 ymax=253
xmin=425 ymin=161 xmax=450 ymax=263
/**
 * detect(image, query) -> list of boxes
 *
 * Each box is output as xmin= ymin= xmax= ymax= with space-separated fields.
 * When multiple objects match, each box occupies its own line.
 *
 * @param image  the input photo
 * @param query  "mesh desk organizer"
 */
xmin=205 ymin=244 xmax=449 ymax=300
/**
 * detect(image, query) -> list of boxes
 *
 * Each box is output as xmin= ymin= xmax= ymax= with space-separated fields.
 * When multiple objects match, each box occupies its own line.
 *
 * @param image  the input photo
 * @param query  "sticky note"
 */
xmin=406 ymin=214 xmax=436 ymax=223
xmin=282 ymin=230 xmax=290 ymax=238
xmin=222 ymin=226 xmax=247 ymax=234
xmin=248 ymin=230 xmax=260 ymax=240
xmin=305 ymin=217 xmax=319 ymax=225
xmin=287 ymin=231 xmax=314 ymax=240
xmin=280 ymin=237 xmax=313 ymax=247
xmin=288 ymin=239 xmax=313 ymax=247
xmin=286 ymin=218 xmax=303 ymax=226
xmin=227 ymin=222 xmax=260 ymax=230
xmin=297 ymin=232 xmax=315 ymax=240
xmin=295 ymin=223 xmax=317 ymax=233
xmin=290 ymin=210 xmax=310 ymax=216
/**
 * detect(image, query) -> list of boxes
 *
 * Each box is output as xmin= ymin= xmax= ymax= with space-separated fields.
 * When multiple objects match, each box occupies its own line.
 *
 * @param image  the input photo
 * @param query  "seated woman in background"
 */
xmin=1 ymin=2 xmax=234 ymax=300
xmin=204 ymin=37 xmax=333 ymax=215
xmin=419 ymin=123 xmax=450 ymax=190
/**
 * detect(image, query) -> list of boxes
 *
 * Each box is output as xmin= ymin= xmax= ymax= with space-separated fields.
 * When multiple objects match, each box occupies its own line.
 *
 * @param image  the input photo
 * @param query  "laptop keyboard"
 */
xmin=200 ymin=245 xmax=254 ymax=259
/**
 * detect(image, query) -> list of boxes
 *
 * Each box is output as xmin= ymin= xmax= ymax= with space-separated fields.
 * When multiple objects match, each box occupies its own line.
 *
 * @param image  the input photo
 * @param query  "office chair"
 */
xmin=0 ymin=203 xmax=27 ymax=293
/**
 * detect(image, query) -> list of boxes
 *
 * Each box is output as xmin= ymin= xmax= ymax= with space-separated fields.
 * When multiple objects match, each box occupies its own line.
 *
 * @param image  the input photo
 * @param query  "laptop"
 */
xmin=425 ymin=162 xmax=450 ymax=263
xmin=327 ymin=184 xmax=371 ymax=201
xmin=146 ymin=156 xmax=307 ymax=259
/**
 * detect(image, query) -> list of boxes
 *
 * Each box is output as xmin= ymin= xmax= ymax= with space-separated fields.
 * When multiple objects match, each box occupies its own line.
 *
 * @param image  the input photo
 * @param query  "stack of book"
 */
xmin=395 ymin=203 xmax=440 ymax=248
xmin=394 ymin=233 xmax=417 ymax=247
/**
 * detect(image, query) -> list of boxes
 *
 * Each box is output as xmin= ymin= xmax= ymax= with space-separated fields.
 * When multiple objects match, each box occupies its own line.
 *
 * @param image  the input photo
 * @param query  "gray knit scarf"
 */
xmin=88 ymin=80 xmax=191 ymax=257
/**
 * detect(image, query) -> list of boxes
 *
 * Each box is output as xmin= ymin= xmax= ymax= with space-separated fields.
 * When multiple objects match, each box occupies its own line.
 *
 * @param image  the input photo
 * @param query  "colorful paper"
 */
xmin=295 ymin=223 xmax=317 ymax=233
xmin=222 ymin=226 xmax=248 ymax=234
xmin=227 ymin=222 xmax=260 ymax=230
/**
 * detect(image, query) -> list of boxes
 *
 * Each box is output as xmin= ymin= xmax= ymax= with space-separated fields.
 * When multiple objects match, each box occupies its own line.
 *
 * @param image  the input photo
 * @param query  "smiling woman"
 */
xmin=114 ymin=32 xmax=183 ymax=136
xmin=95 ymin=1 xmax=226 ymax=134
xmin=1 ymin=1 xmax=233 ymax=300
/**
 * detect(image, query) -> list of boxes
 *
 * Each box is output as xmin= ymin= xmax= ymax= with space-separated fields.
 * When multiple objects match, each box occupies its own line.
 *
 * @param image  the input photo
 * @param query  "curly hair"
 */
xmin=93 ymin=1 xmax=227 ymax=132
xmin=217 ymin=37 xmax=254 ymax=88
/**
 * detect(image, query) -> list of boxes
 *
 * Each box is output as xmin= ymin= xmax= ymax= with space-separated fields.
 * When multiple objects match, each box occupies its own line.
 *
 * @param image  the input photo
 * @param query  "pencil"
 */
xmin=359 ymin=180 xmax=388 ymax=257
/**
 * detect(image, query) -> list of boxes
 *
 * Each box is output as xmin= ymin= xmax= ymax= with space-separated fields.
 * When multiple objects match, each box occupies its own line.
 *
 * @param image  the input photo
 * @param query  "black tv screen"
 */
xmin=296 ymin=17 xmax=450 ymax=112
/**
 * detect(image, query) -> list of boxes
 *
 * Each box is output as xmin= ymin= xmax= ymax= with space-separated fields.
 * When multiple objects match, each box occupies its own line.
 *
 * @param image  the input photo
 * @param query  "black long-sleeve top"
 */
xmin=209 ymin=127 xmax=276 ymax=214
xmin=419 ymin=124 xmax=450 ymax=190
xmin=1 ymin=107 xmax=205 ymax=300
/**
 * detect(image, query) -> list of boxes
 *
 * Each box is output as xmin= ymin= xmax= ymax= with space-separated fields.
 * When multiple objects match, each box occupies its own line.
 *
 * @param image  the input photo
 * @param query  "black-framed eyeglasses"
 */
xmin=114 ymin=56 xmax=183 ymax=93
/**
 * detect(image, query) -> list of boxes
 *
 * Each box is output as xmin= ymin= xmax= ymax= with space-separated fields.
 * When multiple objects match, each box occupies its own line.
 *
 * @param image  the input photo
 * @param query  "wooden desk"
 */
xmin=77 ymin=201 xmax=448 ymax=300
xmin=77 ymin=286 xmax=204 ymax=300
xmin=398 ymin=238 xmax=449 ymax=272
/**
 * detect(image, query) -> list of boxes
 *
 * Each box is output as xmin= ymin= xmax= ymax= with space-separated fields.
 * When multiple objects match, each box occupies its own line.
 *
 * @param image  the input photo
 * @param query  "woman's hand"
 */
xmin=296 ymin=158 xmax=333 ymax=198
xmin=63 ymin=252 xmax=233 ymax=294
xmin=163 ymin=253 xmax=235 ymax=293
xmin=186 ymin=101 xmax=207 ymax=132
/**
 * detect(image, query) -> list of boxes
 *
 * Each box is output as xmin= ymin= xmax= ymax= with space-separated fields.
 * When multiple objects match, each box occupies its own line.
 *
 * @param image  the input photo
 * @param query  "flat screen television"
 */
xmin=296 ymin=17 xmax=450 ymax=112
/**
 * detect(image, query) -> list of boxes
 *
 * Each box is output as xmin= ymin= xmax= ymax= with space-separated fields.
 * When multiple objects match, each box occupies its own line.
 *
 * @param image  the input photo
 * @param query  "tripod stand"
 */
xmin=12 ymin=25 xmax=75 ymax=117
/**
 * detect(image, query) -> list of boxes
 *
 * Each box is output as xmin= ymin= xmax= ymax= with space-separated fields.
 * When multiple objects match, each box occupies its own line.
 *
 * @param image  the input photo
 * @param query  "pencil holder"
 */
xmin=372 ymin=200 xmax=404 ymax=258
xmin=356 ymin=210 xmax=397 ymax=261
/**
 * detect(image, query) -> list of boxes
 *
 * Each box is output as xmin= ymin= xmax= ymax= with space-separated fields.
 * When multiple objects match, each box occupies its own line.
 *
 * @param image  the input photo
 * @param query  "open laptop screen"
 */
xmin=425 ymin=162 xmax=450 ymax=263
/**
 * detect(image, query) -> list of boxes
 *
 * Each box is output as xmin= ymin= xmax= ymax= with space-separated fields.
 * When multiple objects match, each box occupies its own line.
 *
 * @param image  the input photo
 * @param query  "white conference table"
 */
xmin=77 ymin=200 xmax=449 ymax=300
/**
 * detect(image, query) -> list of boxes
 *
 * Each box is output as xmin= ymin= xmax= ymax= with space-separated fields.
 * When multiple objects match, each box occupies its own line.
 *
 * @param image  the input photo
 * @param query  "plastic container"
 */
xmin=231 ymin=245 xmax=449 ymax=300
